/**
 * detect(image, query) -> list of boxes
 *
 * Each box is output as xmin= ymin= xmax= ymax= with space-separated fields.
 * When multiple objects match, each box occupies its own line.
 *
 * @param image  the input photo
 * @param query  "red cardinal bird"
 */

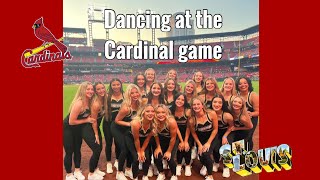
xmin=33 ymin=17 xmax=67 ymax=54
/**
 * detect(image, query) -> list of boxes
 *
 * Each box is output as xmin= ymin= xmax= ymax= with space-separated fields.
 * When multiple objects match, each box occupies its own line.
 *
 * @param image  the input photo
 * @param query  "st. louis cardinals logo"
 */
xmin=21 ymin=17 xmax=72 ymax=68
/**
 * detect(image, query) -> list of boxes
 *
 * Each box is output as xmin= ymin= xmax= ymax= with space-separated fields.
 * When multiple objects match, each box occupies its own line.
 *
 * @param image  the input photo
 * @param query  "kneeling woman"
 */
xmin=153 ymin=104 xmax=179 ymax=180
xmin=189 ymin=97 xmax=219 ymax=180
xmin=125 ymin=104 xmax=156 ymax=180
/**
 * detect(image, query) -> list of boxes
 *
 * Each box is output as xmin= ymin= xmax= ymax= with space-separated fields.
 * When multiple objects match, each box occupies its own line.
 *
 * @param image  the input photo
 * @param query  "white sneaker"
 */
xmin=200 ymin=165 xmax=207 ymax=176
xmin=74 ymin=171 xmax=85 ymax=180
xmin=156 ymin=173 xmax=166 ymax=180
xmin=94 ymin=168 xmax=106 ymax=177
xmin=106 ymin=162 xmax=113 ymax=174
xmin=176 ymin=165 xmax=182 ymax=176
xmin=205 ymin=175 xmax=214 ymax=180
xmin=185 ymin=165 xmax=192 ymax=176
xmin=212 ymin=162 xmax=219 ymax=172
xmin=114 ymin=160 xmax=119 ymax=170
xmin=139 ymin=162 xmax=143 ymax=170
xmin=163 ymin=159 xmax=168 ymax=169
xmin=147 ymin=166 xmax=153 ymax=177
xmin=153 ymin=164 xmax=159 ymax=175
xmin=66 ymin=174 xmax=77 ymax=180
xmin=191 ymin=147 xmax=197 ymax=159
xmin=117 ymin=172 xmax=128 ymax=180
xmin=170 ymin=175 xmax=178 ymax=180
xmin=222 ymin=167 xmax=230 ymax=178
xmin=125 ymin=168 xmax=133 ymax=179
xmin=88 ymin=173 xmax=104 ymax=180
xmin=142 ymin=175 xmax=149 ymax=180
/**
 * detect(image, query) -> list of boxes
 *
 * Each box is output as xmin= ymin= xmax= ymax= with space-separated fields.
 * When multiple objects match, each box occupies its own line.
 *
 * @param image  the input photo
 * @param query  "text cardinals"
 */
xmin=21 ymin=50 xmax=72 ymax=68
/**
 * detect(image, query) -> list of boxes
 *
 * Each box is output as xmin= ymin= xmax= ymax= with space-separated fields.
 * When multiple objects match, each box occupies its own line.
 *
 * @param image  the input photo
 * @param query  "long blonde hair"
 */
xmin=184 ymin=80 xmax=197 ymax=99
xmin=92 ymin=82 xmax=108 ymax=119
xmin=154 ymin=104 xmax=173 ymax=132
xmin=69 ymin=81 xmax=93 ymax=113
xmin=221 ymin=77 xmax=237 ymax=96
xmin=122 ymin=84 xmax=142 ymax=109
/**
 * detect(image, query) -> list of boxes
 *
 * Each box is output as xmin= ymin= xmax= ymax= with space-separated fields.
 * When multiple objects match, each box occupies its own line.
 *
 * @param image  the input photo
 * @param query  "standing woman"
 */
xmin=170 ymin=93 xmax=193 ymax=177
xmin=229 ymin=96 xmax=253 ymax=143
xmin=81 ymin=82 xmax=108 ymax=180
xmin=125 ymin=104 xmax=156 ymax=180
xmin=163 ymin=78 xmax=179 ymax=109
xmin=192 ymin=71 xmax=205 ymax=95
xmin=153 ymin=104 xmax=178 ymax=180
xmin=189 ymin=97 xmax=219 ymax=180
xmin=235 ymin=76 xmax=259 ymax=150
xmin=134 ymin=72 xmax=147 ymax=98
xmin=184 ymin=80 xmax=197 ymax=106
xmin=113 ymin=84 xmax=143 ymax=180
xmin=220 ymin=77 xmax=237 ymax=106
xmin=165 ymin=69 xmax=181 ymax=92
xmin=63 ymin=81 xmax=96 ymax=180
xmin=199 ymin=77 xmax=222 ymax=110
xmin=104 ymin=78 xmax=124 ymax=173
xmin=211 ymin=95 xmax=234 ymax=178
xmin=145 ymin=68 xmax=156 ymax=94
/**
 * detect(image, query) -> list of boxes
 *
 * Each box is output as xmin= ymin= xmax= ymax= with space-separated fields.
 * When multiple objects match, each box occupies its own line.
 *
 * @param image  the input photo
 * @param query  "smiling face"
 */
xmin=192 ymin=98 xmax=203 ymax=113
xmin=194 ymin=72 xmax=203 ymax=83
xmin=145 ymin=69 xmax=155 ymax=82
xmin=86 ymin=84 xmax=94 ymax=99
xmin=223 ymin=79 xmax=234 ymax=92
xmin=175 ymin=95 xmax=185 ymax=108
xmin=205 ymin=79 xmax=215 ymax=91
xmin=185 ymin=82 xmax=194 ymax=94
xmin=151 ymin=84 xmax=161 ymax=97
xmin=143 ymin=105 xmax=155 ymax=121
xmin=212 ymin=97 xmax=223 ymax=111
xmin=130 ymin=87 xmax=141 ymax=102
xmin=167 ymin=70 xmax=177 ymax=79
xmin=156 ymin=106 xmax=167 ymax=122
xmin=136 ymin=75 xmax=146 ymax=88
xmin=166 ymin=79 xmax=175 ymax=92
xmin=232 ymin=97 xmax=243 ymax=110
xmin=238 ymin=78 xmax=249 ymax=92
xmin=111 ymin=80 xmax=121 ymax=93
xmin=95 ymin=84 xmax=106 ymax=97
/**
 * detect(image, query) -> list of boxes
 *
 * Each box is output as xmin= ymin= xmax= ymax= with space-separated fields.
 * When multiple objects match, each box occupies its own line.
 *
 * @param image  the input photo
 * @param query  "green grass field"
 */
xmin=63 ymin=81 xmax=259 ymax=118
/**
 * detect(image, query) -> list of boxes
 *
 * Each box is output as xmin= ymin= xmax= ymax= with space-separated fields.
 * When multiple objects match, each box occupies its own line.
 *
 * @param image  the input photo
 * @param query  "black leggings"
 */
xmin=213 ymin=129 xmax=234 ymax=164
xmin=103 ymin=120 xmax=120 ymax=161
xmin=176 ymin=137 xmax=193 ymax=165
xmin=111 ymin=122 xmax=132 ymax=172
xmin=247 ymin=117 xmax=258 ymax=150
xmin=125 ymin=135 xmax=151 ymax=178
xmin=82 ymin=123 xmax=103 ymax=173
xmin=198 ymin=136 xmax=219 ymax=176
xmin=153 ymin=136 xmax=178 ymax=176
xmin=63 ymin=125 xmax=82 ymax=174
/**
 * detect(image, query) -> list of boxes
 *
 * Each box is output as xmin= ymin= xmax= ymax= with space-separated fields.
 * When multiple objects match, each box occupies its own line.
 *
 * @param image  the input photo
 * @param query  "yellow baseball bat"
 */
xmin=24 ymin=37 xmax=64 ymax=58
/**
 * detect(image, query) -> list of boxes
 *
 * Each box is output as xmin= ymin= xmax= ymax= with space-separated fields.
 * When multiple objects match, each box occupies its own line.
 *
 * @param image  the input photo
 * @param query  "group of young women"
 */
xmin=63 ymin=68 xmax=259 ymax=180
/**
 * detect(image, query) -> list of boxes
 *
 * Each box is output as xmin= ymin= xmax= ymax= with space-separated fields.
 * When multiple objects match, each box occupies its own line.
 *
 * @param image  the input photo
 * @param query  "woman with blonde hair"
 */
xmin=228 ymin=95 xmax=253 ymax=144
xmin=81 ymin=82 xmax=108 ymax=179
xmin=183 ymin=80 xmax=197 ymax=106
xmin=189 ymin=97 xmax=219 ymax=180
xmin=125 ymin=104 xmax=156 ymax=180
xmin=192 ymin=71 xmax=205 ymax=95
xmin=112 ymin=84 xmax=143 ymax=180
xmin=220 ymin=77 xmax=237 ymax=106
xmin=63 ymin=81 xmax=96 ymax=180
xmin=145 ymin=68 xmax=156 ymax=94
xmin=153 ymin=104 xmax=179 ymax=180
xmin=199 ymin=77 xmax=222 ymax=110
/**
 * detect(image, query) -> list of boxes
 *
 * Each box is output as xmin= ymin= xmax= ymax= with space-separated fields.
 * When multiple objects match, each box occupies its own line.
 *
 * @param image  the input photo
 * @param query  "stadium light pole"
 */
xmin=237 ymin=38 xmax=241 ymax=77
